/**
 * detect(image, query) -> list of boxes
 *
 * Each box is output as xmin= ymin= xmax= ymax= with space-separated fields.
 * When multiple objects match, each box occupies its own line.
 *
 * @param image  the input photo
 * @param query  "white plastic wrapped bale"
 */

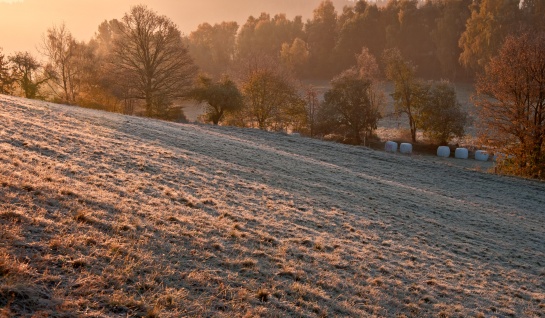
xmin=400 ymin=143 xmax=412 ymax=154
xmin=385 ymin=141 xmax=398 ymax=153
xmin=455 ymin=147 xmax=469 ymax=159
xmin=437 ymin=146 xmax=450 ymax=158
xmin=475 ymin=150 xmax=489 ymax=161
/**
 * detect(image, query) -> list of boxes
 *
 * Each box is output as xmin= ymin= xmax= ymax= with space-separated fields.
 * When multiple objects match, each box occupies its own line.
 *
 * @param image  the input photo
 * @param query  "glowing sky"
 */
xmin=0 ymin=0 xmax=351 ymax=56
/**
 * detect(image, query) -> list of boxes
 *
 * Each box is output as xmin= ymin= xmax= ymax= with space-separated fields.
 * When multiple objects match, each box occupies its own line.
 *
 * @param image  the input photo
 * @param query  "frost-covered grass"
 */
xmin=1 ymin=94 xmax=544 ymax=317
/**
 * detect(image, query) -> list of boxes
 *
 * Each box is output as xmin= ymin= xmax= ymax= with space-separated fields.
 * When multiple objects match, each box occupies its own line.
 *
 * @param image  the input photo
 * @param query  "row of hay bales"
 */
xmin=436 ymin=146 xmax=490 ymax=161
xmin=385 ymin=141 xmax=412 ymax=154
xmin=385 ymin=141 xmax=491 ymax=162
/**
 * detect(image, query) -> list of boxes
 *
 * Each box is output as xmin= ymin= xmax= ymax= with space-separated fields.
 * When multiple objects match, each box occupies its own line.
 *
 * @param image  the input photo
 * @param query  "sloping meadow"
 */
xmin=1 ymin=95 xmax=544 ymax=317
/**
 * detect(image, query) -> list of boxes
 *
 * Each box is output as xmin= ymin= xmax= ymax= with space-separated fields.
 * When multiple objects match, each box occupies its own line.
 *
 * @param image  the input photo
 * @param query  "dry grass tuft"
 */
xmin=256 ymin=288 xmax=269 ymax=302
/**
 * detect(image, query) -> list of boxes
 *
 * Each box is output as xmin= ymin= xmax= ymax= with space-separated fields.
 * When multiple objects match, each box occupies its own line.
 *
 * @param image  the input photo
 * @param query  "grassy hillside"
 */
xmin=1 ymin=95 xmax=544 ymax=317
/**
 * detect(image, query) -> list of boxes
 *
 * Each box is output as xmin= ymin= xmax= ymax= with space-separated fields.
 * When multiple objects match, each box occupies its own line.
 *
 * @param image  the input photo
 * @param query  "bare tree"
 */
xmin=41 ymin=23 xmax=81 ymax=104
xmin=111 ymin=5 xmax=197 ymax=118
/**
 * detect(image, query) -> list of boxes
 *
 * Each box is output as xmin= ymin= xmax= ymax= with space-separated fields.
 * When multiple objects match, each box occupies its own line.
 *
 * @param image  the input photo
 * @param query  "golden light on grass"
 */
xmin=0 ymin=95 xmax=544 ymax=316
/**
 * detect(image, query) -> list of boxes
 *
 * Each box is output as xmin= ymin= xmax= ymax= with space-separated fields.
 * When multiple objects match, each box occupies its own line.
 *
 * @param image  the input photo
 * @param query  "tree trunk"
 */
xmin=145 ymin=91 xmax=153 ymax=117
xmin=409 ymin=116 xmax=417 ymax=142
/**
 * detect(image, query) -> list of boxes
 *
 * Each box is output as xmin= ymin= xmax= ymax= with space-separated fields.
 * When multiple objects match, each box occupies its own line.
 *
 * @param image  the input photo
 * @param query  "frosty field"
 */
xmin=0 ymin=95 xmax=544 ymax=317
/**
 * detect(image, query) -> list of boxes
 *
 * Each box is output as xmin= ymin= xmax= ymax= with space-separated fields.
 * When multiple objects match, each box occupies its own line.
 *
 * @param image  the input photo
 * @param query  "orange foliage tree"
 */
xmin=475 ymin=32 xmax=545 ymax=179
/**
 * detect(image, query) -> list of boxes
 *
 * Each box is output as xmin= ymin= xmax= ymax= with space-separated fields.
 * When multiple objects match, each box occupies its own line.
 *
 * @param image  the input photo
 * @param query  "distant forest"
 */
xmin=1 ymin=0 xmax=543 ymax=109
xmin=187 ymin=0 xmax=544 ymax=80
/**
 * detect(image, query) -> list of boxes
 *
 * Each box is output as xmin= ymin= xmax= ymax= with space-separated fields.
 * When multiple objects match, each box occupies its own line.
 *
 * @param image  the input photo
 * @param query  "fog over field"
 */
xmin=1 ymin=95 xmax=544 ymax=317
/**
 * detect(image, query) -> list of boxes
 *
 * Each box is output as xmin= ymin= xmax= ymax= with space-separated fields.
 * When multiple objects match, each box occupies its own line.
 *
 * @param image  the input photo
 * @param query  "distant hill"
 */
xmin=1 ymin=95 xmax=544 ymax=317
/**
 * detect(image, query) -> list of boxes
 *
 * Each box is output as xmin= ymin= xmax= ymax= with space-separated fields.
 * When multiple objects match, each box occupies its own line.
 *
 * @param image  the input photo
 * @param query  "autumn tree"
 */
xmin=0 ymin=48 xmax=14 ymax=95
xmin=190 ymin=75 xmax=243 ymax=125
xmin=319 ymin=69 xmax=382 ymax=145
xmin=240 ymin=68 xmax=306 ymax=131
xmin=383 ymin=48 xmax=426 ymax=142
xmin=419 ymin=81 xmax=468 ymax=144
xmin=318 ymin=48 xmax=383 ymax=144
xmin=475 ymin=32 xmax=545 ymax=179
xmin=111 ymin=5 xmax=197 ymax=118
xmin=458 ymin=0 xmax=521 ymax=73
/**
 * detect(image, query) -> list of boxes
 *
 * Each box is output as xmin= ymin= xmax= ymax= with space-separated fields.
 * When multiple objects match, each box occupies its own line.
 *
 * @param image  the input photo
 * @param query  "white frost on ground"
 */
xmin=1 ymin=94 xmax=544 ymax=317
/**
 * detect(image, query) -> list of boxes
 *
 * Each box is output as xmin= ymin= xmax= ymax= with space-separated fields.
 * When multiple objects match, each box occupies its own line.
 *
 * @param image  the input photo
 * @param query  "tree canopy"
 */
xmin=319 ymin=68 xmax=382 ymax=145
xmin=240 ymin=68 xmax=305 ymax=131
xmin=111 ymin=5 xmax=197 ymax=118
xmin=190 ymin=75 xmax=243 ymax=125
xmin=9 ymin=51 xmax=50 ymax=99
xmin=382 ymin=47 xmax=424 ymax=142
xmin=418 ymin=81 xmax=467 ymax=145
xmin=475 ymin=32 xmax=545 ymax=179
xmin=0 ymin=48 xmax=14 ymax=95
xmin=188 ymin=22 xmax=239 ymax=77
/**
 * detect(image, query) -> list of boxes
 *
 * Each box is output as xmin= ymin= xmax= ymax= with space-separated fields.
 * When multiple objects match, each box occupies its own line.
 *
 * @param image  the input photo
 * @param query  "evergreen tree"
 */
xmin=305 ymin=0 xmax=338 ymax=78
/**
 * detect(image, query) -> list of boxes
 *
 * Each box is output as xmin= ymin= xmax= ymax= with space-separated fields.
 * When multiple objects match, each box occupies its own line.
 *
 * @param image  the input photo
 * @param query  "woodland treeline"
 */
xmin=0 ymin=0 xmax=544 ymax=178
xmin=190 ymin=0 xmax=544 ymax=79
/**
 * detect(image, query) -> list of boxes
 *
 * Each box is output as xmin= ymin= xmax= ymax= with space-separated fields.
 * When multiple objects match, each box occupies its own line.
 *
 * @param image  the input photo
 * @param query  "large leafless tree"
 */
xmin=41 ymin=23 xmax=82 ymax=104
xmin=111 ymin=5 xmax=197 ymax=118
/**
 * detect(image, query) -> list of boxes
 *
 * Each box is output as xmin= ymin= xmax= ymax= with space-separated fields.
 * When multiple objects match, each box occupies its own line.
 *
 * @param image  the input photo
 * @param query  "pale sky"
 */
xmin=0 ymin=0 xmax=352 ymax=56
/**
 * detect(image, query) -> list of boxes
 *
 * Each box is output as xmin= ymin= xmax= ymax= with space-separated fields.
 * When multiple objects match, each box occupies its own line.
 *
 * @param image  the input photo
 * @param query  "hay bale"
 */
xmin=400 ymin=143 xmax=412 ymax=154
xmin=437 ymin=146 xmax=450 ymax=158
xmin=385 ymin=141 xmax=398 ymax=153
xmin=475 ymin=150 xmax=489 ymax=161
xmin=455 ymin=147 xmax=469 ymax=159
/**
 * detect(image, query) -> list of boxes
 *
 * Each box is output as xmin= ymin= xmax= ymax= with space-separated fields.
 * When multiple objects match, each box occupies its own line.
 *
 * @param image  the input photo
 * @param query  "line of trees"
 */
xmin=186 ymin=0 xmax=544 ymax=80
xmin=2 ymin=0 xmax=543 ymax=111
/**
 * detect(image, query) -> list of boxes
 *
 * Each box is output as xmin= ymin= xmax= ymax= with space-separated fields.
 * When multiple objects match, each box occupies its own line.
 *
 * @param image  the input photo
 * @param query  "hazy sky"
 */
xmin=0 ymin=0 xmax=352 ymax=56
